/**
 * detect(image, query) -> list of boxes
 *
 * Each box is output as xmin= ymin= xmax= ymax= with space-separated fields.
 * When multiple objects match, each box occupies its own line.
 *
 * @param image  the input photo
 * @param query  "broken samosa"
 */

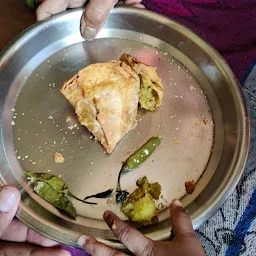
xmin=61 ymin=61 xmax=140 ymax=153
xmin=61 ymin=54 xmax=163 ymax=153
xmin=120 ymin=54 xmax=163 ymax=111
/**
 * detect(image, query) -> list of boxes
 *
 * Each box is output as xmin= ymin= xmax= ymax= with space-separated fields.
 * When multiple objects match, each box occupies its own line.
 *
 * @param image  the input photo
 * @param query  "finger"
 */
xmin=125 ymin=0 xmax=145 ymax=8
xmin=170 ymin=200 xmax=195 ymax=239
xmin=77 ymin=235 xmax=127 ymax=256
xmin=125 ymin=0 xmax=142 ymax=4
xmin=80 ymin=0 xmax=118 ymax=40
xmin=103 ymin=211 xmax=153 ymax=255
xmin=67 ymin=0 xmax=87 ymax=8
xmin=0 ymin=242 xmax=70 ymax=256
xmin=36 ymin=0 xmax=69 ymax=20
xmin=0 ymin=186 xmax=20 ymax=237
xmin=128 ymin=3 xmax=145 ymax=8
xmin=1 ymin=219 xmax=59 ymax=247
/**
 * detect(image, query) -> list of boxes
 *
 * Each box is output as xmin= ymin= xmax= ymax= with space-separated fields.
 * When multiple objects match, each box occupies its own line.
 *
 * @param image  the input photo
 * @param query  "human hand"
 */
xmin=0 ymin=185 xmax=70 ymax=256
xmin=77 ymin=200 xmax=206 ymax=256
xmin=36 ymin=0 xmax=145 ymax=40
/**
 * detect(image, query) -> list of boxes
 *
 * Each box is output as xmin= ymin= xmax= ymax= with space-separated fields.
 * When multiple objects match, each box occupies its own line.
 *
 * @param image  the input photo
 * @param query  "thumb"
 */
xmin=0 ymin=186 xmax=20 ymax=237
xmin=80 ymin=0 xmax=118 ymax=40
xmin=170 ymin=200 xmax=195 ymax=239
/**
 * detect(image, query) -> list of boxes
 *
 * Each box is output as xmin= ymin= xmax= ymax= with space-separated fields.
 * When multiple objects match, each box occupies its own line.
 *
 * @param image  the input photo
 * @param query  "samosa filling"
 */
xmin=139 ymin=75 xmax=158 ymax=111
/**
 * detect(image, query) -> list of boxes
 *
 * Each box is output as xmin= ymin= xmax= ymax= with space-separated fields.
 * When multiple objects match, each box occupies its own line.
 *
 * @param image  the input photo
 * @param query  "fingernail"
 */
xmin=0 ymin=187 xmax=17 ymax=213
xmin=77 ymin=235 xmax=88 ymax=246
xmin=172 ymin=199 xmax=183 ymax=208
xmin=82 ymin=26 xmax=97 ymax=41
xmin=111 ymin=221 xmax=117 ymax=230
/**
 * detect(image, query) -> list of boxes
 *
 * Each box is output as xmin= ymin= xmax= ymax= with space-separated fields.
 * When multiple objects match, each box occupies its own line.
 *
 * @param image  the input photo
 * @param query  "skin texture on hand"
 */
xmin=0 ymin=186 xmax=70 ymax=256
xmin=36 ymin=0 xmax=145 ymax=40
xmin=77 ymin=200 xmax=207 ymax=256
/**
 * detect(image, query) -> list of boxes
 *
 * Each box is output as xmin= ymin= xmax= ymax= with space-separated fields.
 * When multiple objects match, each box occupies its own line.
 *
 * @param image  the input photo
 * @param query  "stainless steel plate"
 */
xmin=0 ymin=8 xmax=249 ymax=249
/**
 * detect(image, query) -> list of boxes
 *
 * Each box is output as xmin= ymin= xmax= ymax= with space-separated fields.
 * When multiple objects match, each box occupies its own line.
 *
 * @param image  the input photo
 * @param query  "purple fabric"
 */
xmin=63 ymin=1 xmax=256 ymax=255
xmin=142 ymin=0 xmax=256 ymax=80
xmin=61 ymin=245 xmax=87 ymax=256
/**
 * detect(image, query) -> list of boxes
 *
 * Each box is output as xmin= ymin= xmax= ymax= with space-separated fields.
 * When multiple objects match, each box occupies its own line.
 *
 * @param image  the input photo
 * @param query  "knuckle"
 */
xmin=109 ymin=252 xmax=124 ymax=256
xmin=180 ymin=231 xmax=197 ymax=240
xmin=85 ymin=238 xmax=99 ymax=255
xmin=116 ymin=225 xmax=132 ymax=243
xmin=140 ymin=240 xmax=155 ymax=256
xmin=187 ymin=232 xmax=197 ymax=239
xmin=84 ymin=0 xmax=118 ymax=26
xmin=85 ymin=8 xmax=104 ymax=26
xmin=31 ymin=247 xmax=40 ymax=256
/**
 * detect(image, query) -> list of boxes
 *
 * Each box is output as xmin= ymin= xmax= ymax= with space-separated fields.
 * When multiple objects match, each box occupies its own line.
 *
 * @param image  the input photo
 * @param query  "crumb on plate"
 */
xmin=53 ymin=152 xmax=65 ymax=163
xmin=185 ymin=180 xmax=195 ymax=194
xmin=203 ymin=118 xmax=209 ymax=125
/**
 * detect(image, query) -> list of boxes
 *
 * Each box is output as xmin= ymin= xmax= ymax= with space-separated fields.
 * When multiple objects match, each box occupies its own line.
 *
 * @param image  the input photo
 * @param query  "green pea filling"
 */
xmin=139 ymin=75 xmax=158 ymax=111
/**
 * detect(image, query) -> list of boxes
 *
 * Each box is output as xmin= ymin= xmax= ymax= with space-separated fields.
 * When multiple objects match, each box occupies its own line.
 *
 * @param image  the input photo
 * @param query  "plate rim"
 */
xmin=0 ymin=7 xmax=250 ymax=249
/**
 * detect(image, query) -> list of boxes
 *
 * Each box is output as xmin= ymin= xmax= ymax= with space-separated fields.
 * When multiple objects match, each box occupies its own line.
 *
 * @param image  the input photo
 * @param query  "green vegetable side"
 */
xmin=25 ymin=171 xmax=68 ymax=193
xmin=122 ymin=176 xmax=162 ymax=225
xmin=25 ymin=136 xmax=163 ymax=219
xmin=34 ymin=181 xmax=77 ymax=218
xmin=116 ymin=136 xmax=162 ymax=203
xmin=25 ymin=171 xmax=96 ymax=218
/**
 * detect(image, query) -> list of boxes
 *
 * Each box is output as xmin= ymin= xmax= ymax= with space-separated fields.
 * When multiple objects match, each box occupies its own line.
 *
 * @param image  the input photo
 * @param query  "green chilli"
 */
xmin=25 ymin=170 xmax=97 ymax=218
xmin=121 ymin=136 xmax=162 ymax=172
xmin=34 ymin=181 xmax=77 ymax=218
xmin=25 ymin=171 xmax=68 ymax=194
xmin=116 ymin=136 xmax=162 ymax=203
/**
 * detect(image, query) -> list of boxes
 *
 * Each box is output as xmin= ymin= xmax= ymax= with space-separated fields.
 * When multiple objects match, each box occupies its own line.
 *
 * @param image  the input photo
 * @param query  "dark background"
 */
xmin=0 ymin=0 xmax=35 ymax=50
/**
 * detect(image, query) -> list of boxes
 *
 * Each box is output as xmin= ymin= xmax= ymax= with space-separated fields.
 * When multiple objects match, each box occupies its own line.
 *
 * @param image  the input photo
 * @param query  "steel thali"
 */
xmin=0 ymin=8 xmax=249 ymax=249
